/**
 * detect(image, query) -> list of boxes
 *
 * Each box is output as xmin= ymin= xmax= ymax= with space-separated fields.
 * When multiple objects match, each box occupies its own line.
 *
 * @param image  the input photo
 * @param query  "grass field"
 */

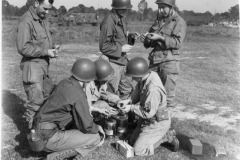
xmin=2 ymin=21 xmax=240 ymax=160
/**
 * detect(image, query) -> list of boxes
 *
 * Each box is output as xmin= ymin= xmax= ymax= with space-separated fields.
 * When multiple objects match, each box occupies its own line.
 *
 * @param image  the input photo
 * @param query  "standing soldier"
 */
xmin=118 ymin=57 xmax=179 ymax=156
xmin=17 ymin=0 xmax=60 ymax=128
xmin=99 ymin=0 xmax=137 ymax=99
xmin=140 ymin=0 xmax=187 ymax=108
xmin=30 ymin=59 xmax=105 ymax=160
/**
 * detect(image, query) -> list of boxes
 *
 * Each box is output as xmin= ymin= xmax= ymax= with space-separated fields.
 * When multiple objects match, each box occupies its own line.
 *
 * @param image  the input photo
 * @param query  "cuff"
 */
xmin=42 ymin=48 xmax=48 ymax=56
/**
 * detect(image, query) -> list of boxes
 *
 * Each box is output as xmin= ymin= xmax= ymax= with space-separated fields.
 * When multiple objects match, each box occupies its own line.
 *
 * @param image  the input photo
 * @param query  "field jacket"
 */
xmin=145 ymin=12 xmax=186 ymax=64
xmin=34 ymin=76 xmax=99 ymax=135
xmin=130 ymin=71 xmax=167 ymax=124
xmin=17 ymin=6 xmax=54 ymax=64
xmin=99 ymin=10 xmax=128 ymax=66
xmin=85 ymin=81 xmax=121 ymax=108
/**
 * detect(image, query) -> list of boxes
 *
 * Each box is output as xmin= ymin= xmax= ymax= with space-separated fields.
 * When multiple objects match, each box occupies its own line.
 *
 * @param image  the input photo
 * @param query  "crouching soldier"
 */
xmin=28 ymin=58 xmax=105 ymax=160
xmin=118 ymin=57 xmax=179 ymax=156
xmin=85 ymin=59 xmax=121 ymax=117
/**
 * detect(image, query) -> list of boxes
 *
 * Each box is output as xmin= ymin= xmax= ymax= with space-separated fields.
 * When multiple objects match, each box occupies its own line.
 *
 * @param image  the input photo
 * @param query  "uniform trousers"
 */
xmin=44 ymin=130 xmax=100 ymax=160
xmin=130 ymin=114 xmax=171 ymax=156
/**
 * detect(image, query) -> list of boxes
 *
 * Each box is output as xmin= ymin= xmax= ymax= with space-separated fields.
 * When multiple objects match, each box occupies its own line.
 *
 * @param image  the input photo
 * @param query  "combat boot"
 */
xmin=170 ymin=136 xmax=179 ymax=152
xmin=167 ymin=129 xmax=179 ymax=152
xmin=45 ymin=149 xmax=78 ymax=160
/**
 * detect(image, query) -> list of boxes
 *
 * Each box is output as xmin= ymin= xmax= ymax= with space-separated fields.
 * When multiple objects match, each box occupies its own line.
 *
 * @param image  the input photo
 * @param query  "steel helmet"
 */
xmin=126 ymin=57 xmax=149 ymax=78
xmin=112 ymin=0 xmax=132 ymax=9
xmin=155 ymin=0 xmax=176 ymax=7
xmin=94 ymin=59 xmax=114 ymax=81
xmin=71 ymin=58 xmax=96 ymax=82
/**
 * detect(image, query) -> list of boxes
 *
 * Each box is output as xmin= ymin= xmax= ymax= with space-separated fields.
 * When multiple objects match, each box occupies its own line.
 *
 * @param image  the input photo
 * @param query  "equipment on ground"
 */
xmin=104 ymin=118 xmax=117 ymax=139
xmin=111 ymin=0 xmax=132 ymax=9
xmin=126 ymin=57 xmax=149 ymax=78
xmin=71 ymin=58 xmax=96 ymax=82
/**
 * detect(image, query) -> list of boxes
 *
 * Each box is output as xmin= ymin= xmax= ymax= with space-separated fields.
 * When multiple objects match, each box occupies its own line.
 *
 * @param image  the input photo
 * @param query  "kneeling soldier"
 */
xmin=118 ymin=57 xmax=179 ymax=156
xmin=30 ymin=58 xmax=105 ymax=160
xmin=85 ymin=59 xmax=121 ymax=116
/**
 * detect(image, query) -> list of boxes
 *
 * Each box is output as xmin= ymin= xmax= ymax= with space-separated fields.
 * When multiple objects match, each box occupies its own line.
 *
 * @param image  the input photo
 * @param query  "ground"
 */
xmin=2 ymin=21 xmax=240 ymax=160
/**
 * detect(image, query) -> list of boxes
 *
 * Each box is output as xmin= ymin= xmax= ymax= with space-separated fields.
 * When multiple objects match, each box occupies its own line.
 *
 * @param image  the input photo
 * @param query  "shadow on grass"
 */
xmin=2 ymin=90 xmax=47 ymax=159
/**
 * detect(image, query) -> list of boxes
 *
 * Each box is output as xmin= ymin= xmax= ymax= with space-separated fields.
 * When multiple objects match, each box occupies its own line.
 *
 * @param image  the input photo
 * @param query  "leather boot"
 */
xmin=170 ymin=136 xmax=179 ymax=152
xmin=45 ymin=149 xmax=78 ymax=160
xmin=167 ymin=129 xmax=179 ymax=152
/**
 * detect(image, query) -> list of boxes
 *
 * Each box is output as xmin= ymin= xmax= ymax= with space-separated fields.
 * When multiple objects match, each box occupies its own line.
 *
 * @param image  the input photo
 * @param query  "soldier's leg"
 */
xmin=107 ymin=62 xmax=121 ymax=94
xmin=159 ymin=61 xmax=179 ymax=108
xmin=133 ymin=118 xmax=171 ymax=156
xmin=45 ymin=130 xmax=101 ymax=160
xmin=21 ymin=62 xmax=46 ymax=128
xmin=118 ymin=66 xmax=137 ymax=100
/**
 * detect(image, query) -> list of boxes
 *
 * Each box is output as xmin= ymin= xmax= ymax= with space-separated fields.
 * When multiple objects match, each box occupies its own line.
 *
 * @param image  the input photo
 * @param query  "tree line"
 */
xmin=2 ymin=0 xmax=239 ymax=23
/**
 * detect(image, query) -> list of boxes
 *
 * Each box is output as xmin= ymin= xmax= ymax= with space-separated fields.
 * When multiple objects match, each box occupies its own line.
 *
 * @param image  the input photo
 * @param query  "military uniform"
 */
xmin=99 ymin=9 xmax=134 ymax=98
xmin=17 ymin=6 xmax=54 ymax=126
xmin=33 ymin=77 xmax=101 ymax=160
xmin=144 ymin=12 xmax=186 ymax=107
xmin=129 ymin=71 xmax=171 ymax=156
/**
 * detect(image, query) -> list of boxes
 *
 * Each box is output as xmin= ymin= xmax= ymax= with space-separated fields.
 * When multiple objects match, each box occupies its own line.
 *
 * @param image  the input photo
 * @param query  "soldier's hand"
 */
xmin=132 ymin=32 xmax=140 ymax=39
xmin=54 ymin=45 xmax=62 ymax=53
xmin=108 ymin=107 xmax=119 ymax=115
xmin=122 ymin=44 xmax=132 ymax=53
xmin=149 ymin=33 xmax=165 ymax=41
xmin=117 ymin=99 xmax=131 ymax=108
xmin=47 ymin=49 xmax=58 ymax=58
xmin=140 ymin=32 xmax=149 ymax=43
xmin=97 ymin=108 xmax=110 ymax=116
xmin=120 ymin=104 xmax=131 ymax=113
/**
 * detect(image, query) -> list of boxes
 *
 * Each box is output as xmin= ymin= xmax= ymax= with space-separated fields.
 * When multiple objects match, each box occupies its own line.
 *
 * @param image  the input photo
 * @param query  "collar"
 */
xmin=163 ymin=11 xmax=179 ymax=22
xmin=29 ymin=6 xmax=42 ymax=21
xmin=111 ymin=9 xmax=124 ymax=25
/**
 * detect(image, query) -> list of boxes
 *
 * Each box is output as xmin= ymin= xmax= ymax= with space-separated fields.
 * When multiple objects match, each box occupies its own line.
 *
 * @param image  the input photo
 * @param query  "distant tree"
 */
xmin=229 ymin=4 xmax=239 ymax=21
xmin=58 ymin=5 xmax=67 ymax=15
xmin=221 ymin=12 xmax=230 ymax=21
xmin=138 ymin=0 xmax=148 ymax=21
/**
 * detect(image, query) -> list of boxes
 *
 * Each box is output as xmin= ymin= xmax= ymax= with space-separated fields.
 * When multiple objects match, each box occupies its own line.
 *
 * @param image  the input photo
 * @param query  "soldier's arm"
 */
xmin=130 ymin=86 xmax=160 ymax=119
xmin=17 ymin=21 xmax=48 ymax=57
xmin=130 ymin=82 xmax=141 ymax=105
xmin=99 ymin=22 xmax=122 ymax=58
xmin=73 ymin=94 xmax=99 ymax=134
xmin=163 ymin=20 xmax=187 ymax=49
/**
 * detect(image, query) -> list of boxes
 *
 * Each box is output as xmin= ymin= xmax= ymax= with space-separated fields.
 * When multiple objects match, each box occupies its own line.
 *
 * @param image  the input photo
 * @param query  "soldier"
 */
xmin=85 ymin=59 xmax=121 ymax=116
xmin=17 ymin=0 xmax=61 ymax=128
xmin=118 ymin=57 xmax=179 ymax=156
xmin=140 ymin=0 xmax=187 ymax=108
xmin=30 ymin=59 xmax=105 ymax=160
xmin=99 ymin=0 xmax=137 ymax=99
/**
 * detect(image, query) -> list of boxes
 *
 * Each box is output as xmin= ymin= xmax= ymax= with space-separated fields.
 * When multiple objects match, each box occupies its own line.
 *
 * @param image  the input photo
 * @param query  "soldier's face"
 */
xmin=158 ymin=4 xmax=171 ymax=17
xmin=35 ymin=0 xmax=52 ymax=19
xmin=116 ymin=9 xmax=128 ymax=18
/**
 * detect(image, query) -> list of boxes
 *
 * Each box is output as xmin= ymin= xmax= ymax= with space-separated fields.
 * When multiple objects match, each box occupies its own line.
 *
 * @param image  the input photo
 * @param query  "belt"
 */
xmin=39 ymin=122 xmax=57 ymax=130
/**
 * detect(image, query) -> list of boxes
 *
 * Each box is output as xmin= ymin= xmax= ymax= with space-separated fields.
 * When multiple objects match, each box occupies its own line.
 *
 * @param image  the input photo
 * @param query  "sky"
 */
xmin=6 ymin=0 xmax=240 ymax=14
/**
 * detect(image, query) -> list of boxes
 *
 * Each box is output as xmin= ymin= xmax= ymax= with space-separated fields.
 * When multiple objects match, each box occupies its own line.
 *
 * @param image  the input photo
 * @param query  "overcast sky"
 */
xmin=7 ymin=0 xmax=239 ymax=14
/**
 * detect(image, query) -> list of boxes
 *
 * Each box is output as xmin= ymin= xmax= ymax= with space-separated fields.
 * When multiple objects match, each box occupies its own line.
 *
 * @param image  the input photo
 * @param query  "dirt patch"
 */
xmin=170 ymin=104 xmax=240 ymax=131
